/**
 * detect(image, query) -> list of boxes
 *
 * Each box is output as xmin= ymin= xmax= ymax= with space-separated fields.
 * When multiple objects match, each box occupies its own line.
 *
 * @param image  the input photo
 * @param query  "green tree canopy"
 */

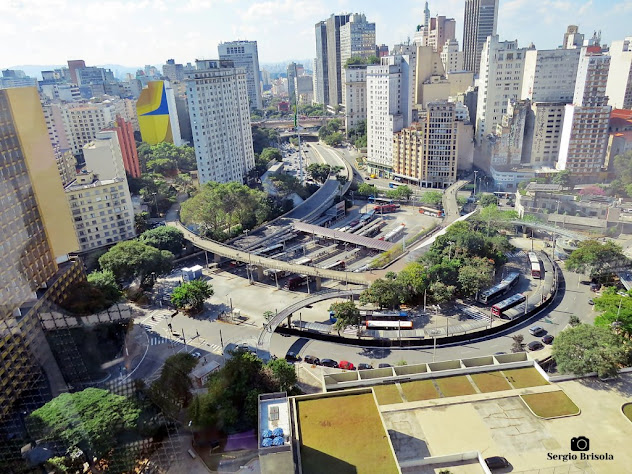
xmin=134 ymin=211 xmax=151 ymax=234
xmin=565 ymin=240 xmax=627 ymax=278
xmin=28 ymin=388 xmax=141 ymax=461
xmin=359 ymin=278 xmax=401 ymax=309
xmin=552 ymin=324 xmax=631 ymax=379
xmin=265 ymin=358 xmax=297 ymax=391
xmin=457 ymin=257 xmax=494 ymax=297
xmin=98 ymin=240 xmax=174 ymax=284
xmin=139 ymin=226 xmax=185 ymax=255
xmin=552 ymin=169 xmax=574 ymax=190
xmin=479 ymin=193 xmax=498 ymax=207
xmin=170 ymin=280 xmax=214 ymax=313
xmin=260 ymin=147 xmax=282 ymax=162
xmin=87 ymin=269 xmax=121 ymax=303
xmin=139 ymin=142 xmax=197 ymax=174
xmin=419 ymin=191 xmax=443 ymax=207
xmin=395 ymin=262 xmax=428 ymax=304
xmin=149 ymin=353 xmax=198 ymax=416
xmin=429 ymin=281 xmax=456 ymax=305
xmin=593 ymin=287 xmax=632 ymax=338
xmin=306 ymin=163 xmax=331 ymax=183
xmin=357 ymin=182 xmax=377 ymax=196
xmin=329 ymin=301 xmax=361 ymax=334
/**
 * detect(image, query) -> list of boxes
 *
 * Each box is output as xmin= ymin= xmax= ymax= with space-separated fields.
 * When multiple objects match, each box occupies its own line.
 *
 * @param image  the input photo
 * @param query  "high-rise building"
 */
xmin=0 ymin=87 xmax=82 ymax=427
xmin=162 ymin=59 xmax=185 ymax=82
xmin=521 ymin=48 xmax=581 ymax=103
xmin=367 ymin=55 xmax=412 ymax=177
xmin=343 ymin=64 xmax=368 ymax=133
xmin=339 ymin=13 xmax=376 ymax=68
xmin=462 ymin=0 xmax=499 ymax=74
xmin=476 ymin=36 xmax=527 ymax=141
xmin=490 ymin=99 xmax=529 ymax=166
xmin=376 ymin=44 xmax=389 ymax=57
xmin=417 ymin=15 xmax=457 ymax=53
xmin=558 ymin=46 xmax=611 ymax=176
xmin=218 ymin=40 xmax=263 ymax=109
xmin=186 ymin=60 xmax=255 ymax=185
xmin=562 ymin=25 xmax=584 ymax=49
xmin=326 ymin=13 xmax=351 ymax=106
xmin=314 ymin=20 xmax=329 ymax=105
xmin=440 ymin=39 xmax=464 ymax=73
xmin=67 ymin=59 xmax=86 ymax=84
xmin=114 ymin=116 xmax=141 ymax=178
xmin=83 ymin=129 xmax=127 ymax=180
xmin=606 ymin=37 xmax=632 ymax=110
xmin=136 ymin=81 xmax=183 ymax=146
xmin=0 ymin=69 xmax=38 ymax=89
xmin=287 ymin=62 xmax=299 ymax=102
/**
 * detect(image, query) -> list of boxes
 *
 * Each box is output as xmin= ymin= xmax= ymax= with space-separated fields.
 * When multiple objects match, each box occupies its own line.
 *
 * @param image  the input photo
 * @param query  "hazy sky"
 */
xmin=1 ymin=0 xmax=630 ymax=68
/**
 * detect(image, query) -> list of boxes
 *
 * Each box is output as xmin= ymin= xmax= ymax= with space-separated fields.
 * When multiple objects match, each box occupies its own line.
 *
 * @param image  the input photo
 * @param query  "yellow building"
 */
xmin=136 ymin=80 xmax=182 ymax=145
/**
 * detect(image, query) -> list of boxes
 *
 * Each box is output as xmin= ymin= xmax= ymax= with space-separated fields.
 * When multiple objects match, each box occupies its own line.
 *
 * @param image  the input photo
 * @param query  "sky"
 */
xmin=1 ymin=0 xmax=630 ymax=69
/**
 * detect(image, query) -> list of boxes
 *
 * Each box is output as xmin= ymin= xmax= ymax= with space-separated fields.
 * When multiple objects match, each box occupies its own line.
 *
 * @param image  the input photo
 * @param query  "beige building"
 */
xmin=55 ymin=148 xmax=77 ymax=186
xmin=606 ymin=37 xmax=632 ymax=110
xmin=65 ymin=171 xmax=135 ymax=252
xmin=440 ymin=39 xmax=464 ymax=73
xmin=83 ymin=129 xmax=126 ymax=180
xmin=343 ymin=64 xmax=367 ymax=133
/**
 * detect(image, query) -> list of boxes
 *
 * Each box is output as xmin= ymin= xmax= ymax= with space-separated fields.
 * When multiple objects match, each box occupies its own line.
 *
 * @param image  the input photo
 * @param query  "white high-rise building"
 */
xmin=476 ymin=36 xmax=527 ymax=141
xmin=186 ymin=60 xmax=255 ymax=185
xmin=367 ymin=55 xmax=412 ymax=177
xmin=521 ymin=48 xmax=581 ymax=103
xmin=606 ymin=37 xmax=632 ymax=109
xmin=440 ymin=39 xmax=464 ymax=73
xmin=218 ymin=41 xmax=263 ymax=109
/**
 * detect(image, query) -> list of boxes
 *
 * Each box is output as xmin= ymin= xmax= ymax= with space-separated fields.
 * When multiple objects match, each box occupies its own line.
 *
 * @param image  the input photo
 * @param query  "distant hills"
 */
xmin=4 ymin=64 xmax=142 ymax=80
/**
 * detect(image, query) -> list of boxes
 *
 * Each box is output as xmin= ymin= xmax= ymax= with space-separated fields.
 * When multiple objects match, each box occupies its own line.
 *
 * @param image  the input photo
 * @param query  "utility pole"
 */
xmin=473 ymin=170 xmax=478 ymax=197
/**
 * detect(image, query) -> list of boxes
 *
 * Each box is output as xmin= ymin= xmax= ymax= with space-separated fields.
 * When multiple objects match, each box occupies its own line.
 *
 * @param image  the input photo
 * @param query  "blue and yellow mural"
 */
xmin=136 ymin=81 xmax=174 ymax=145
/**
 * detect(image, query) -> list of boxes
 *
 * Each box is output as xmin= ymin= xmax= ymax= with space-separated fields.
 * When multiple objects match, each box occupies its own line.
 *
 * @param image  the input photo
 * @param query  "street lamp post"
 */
xmin=473 ymin=170 xmax=479 ymax=197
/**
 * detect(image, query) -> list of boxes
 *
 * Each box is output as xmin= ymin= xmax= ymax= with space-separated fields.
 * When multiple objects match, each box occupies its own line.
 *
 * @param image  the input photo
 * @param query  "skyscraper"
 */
xmin=67 ymin=59 xmax=86 ymax=84
xmin=326 ymin=13 xmax=351 ymax=106
xmin=314 ymin=20 xmax=329 ymax=105
xmin=186 ymin=60 xmax=255 ymax=185
xmin=218 ymin=40 xmax=263 ymax=109
xmin=136 ymin=81 xmax=183 ymax=146
xmin=339 ymin=13 xmax=376 ymax=68
xmin=606 ymin=37 xmax=632 ymax=110
xmin=462 ymin=0 xmax=499 ymax=75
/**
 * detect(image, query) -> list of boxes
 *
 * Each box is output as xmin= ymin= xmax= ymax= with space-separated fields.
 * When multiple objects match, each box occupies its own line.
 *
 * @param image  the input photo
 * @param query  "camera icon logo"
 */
xmin=571 ymin=436 xmax=590 ymax=452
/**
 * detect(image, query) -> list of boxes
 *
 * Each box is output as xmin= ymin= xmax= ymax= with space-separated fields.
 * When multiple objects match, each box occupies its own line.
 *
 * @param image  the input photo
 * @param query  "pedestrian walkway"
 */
xmin=506 ymin=250 xmax=526 ymax=259
xmin=461 ymin=306 xmax=491 ymax=322
xmin=148 ymin=336 xmax=184 ymax=347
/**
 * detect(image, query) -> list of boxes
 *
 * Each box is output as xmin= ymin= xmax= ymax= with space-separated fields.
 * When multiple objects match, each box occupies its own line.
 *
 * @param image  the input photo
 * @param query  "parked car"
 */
xmin=485 ymin=456 xmax=510 ymax=470
xmin=320 ymin=358 xmax=338 ymax=368
xmin=527 ymin=340 xmax=544 ymax=351
xmin=378 ymin=363 xmax=392 ymax=368
xmin=303 ymin=355 xmax=320 ymax=365
xmin=529 ymin=326 xmax=546 ymax=336
xmin=358 ymin=363 xmax=373 ymax=370
xmin=339 ymin=360 xmax=355 ymax=370
xmin=542 ymin=334 xmax=554 ymax=345
xmin=285 ymin=352 xmax=301 ymax=362
xmin=588 ymin=299 xmax=594 ymax=305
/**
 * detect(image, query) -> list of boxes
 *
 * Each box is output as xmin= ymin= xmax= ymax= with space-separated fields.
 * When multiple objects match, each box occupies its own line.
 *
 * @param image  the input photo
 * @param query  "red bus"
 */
xmin=491 ymin=293 xmax=526 ymax=317
xmin=531 ymin=262 xmax=542 ymax=279
xmin=374 ymin=204 xmax=400 ymax=213
xmin=418 ymin=206 xmax=444 ymax=217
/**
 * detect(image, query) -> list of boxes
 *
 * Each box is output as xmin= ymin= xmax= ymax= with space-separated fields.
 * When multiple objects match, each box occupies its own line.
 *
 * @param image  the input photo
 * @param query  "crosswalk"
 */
xmin=148 ymin=336 xmax=184 ymax=347
xmin=506 ymin=250 xmax=526 ymax=259
xmin=462 ymin=307 xmax=492 ymax=322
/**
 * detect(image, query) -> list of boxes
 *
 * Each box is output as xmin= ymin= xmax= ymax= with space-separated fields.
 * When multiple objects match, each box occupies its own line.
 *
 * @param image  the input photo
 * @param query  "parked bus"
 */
xmin=380 ymin=224 xmax=405 ymax=242
xmin=531 ymin=262 xmax=542 ymax=279
xmin=418 ymin=206 xmax=444 ymax=217
xmin=257 ymin=243 xmax=284 ymax=256
xmin=527 ymin=251 xmax=539 ymax=265
xmin=321 ymin=260 xmax=345 ymax=270
xmin=368 ymin=196 xmax=394 ymax=204
xmin=366 ymin=320 xmax=413 ymax=330
xmin=491 ymin=293 xmax=526 ymax=317
xmin=493 ymin=191 xmax=512 ymax=199
xmin=478 ymin=272 xmax=520 ymax=304
xmin=388 ymin=182 xmax=404 ymax=188
xmin=285 ymin=275 xmax=308 ymax=290
xmin=374 ymin=204 xmax=400 ymax=213
xmin=263 ymin=269 xmax=289 ymax=280
xmin=293 ymin=257 xmax=312 ymax=266
xmin=360 ymin=310 xmax=409 ymax=321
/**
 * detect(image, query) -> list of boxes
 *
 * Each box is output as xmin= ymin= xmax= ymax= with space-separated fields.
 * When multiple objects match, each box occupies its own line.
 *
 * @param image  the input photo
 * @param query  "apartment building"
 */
xmin=441 ymin=39 xmax=464 ymax=73
xmin=343 ymin=64 xmax=367 ymax=132
xmin=606 ymin=37 xmax=632 ymax=109
xmin=185 ymin=60 xmax=255 ymax=185
xmin=218 ymin=40 xmax=263 ymax=109
xmin=339 ymin=13 xmax=376 ymax=67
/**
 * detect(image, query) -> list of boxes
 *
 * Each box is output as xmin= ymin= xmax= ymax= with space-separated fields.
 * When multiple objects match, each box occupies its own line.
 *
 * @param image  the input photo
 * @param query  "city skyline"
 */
xmin=1 ymin=0 xmax=630 ymax=69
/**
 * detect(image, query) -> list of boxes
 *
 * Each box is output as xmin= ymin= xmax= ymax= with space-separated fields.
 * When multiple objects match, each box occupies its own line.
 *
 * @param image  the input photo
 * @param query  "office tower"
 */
xmin=218 ymin=40 xmax=263 ymax=109
xmin=326 ymin=13 xmax=351 ymax=106
xmin=185 ymin=60 xmax=255 ymax=185
xmin=440 ymin=39 xmax=464 ymax=73
xmin=67 ymin=59 xmax=86 ymax=84
xmin=521 ymin=48 xmax=581 ymax=103
xmin=606 ymin=37 xmax=632 ymax=109
xmin=295 ymin=76 xmax=314 ymax=105
xmin=162 ymin=59 xmax=185 ymax=82
xmin=136 ymin=81 xmax=183 ymax=146
xmin=314 ymin=20 xmax=329 ymax=104
xmin=462 ymin=0 xmax=499 ymax=74
xmin=287 ymin=62 xmax=299 ymax=102
xmin=367 ymin=55 xmax=412 ymax=177
xmin=339 ymin=13 xmax=376 ymax=68
xmin=171 ymin=81 xmax=193 ymax=144
xmin=343 ymin=64 xmax=368 ymax=133
xmin=376 ymin=44 xmax=389 ymax=57
xmin=0 ymin=69 xmax=38 ymax=89
xmin=419 ymin=16 xmax=457 ymax=53
xmin=0 ymin=87 xmax=82 ymax=428
xmin=563 ymin=25 xmax=584 ymax=49
xmin=476 ymin=36 xmax=527 ymax=141
xmin=558 ymin=46 xmax=611 ymax=175
xmin=393 ymin=101 xmax=458 ymax=188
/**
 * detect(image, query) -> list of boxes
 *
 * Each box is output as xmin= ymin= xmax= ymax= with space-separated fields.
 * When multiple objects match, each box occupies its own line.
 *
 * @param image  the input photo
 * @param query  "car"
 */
xmin=285 ymin=351 xmax=301 ymax=362
xmin=339 ymin=360 xmax=355 ymax=370
xmin=493 ymin=352 xmax=506 ymax=356
xmin=542 ymin=334 xmax=554 ymax=344
xmin=378 ymin=363 xmax=392 ymax=368
xmin=358 ymin=363 xmax=373 ymax=370
xmin=529 ymin=326 xmax=546 ymax=336
xmin=191 ymin=352 xmax=202 ymax=359
xmin=484 ymin=456 xmax=510 ymax=470
xmin=303 ymin=355 xmax=320 ymax=365
xmin=527 ymin=340 xmax=544 ymax=351
xmin=320 ymin=358 xmax=338 ymax=368
xmin=588 ymin=299 xmax=594 ymax=305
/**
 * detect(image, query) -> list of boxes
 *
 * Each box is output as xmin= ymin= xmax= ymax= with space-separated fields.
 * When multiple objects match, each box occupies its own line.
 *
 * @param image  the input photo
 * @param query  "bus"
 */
xmin=418 ymin=206 xmax=444 ymax=217
xmin=366 ymin=320 xmax=413 ymax=330
xmin=257 ymin=243 xmax=284 ymax=256
xmin=389 ymin=181 xmax=404 ymax=188
xmin=285 ymin=275 xmax=308 ymax=290
xmin=368 ymin=196 xmax=394 ymax=204
xmin=360 ymin=310 xmax=409 ymax=321
xmin=527 ymin=251 xmax=539 ymax=265
xmin=293 ymin=257 xmax=313 ymax=266
xmin=478 ymin=272 xmax=520 ymax=304
xmin=263 ymin=269 xmax=289 ymax=280
xmin=374 ymin=204 xmax=400 ymax=213
xmin=491 ymin=293 xmax=526 ymax=317
xmin=493 ymin=191 xmax=512 ymax=199
xmin=531 ymin=262 xmax=542 ymax=279
xmin=322 ymin=260 xmax=345 ymax=270
xmin=380 ymin=224 xmax=405 ymax=242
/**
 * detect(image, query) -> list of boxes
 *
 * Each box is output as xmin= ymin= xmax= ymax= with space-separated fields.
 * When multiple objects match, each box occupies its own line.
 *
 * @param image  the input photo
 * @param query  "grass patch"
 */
xmin=623 ymin=403 xmax=632 ymax=422
xmin=521 ymin=391 xmax=580 ymax=418
xmin=503 ymin=368 xmax=549 ymax=389
xmin=435 ymin=376 xmax=477 ymax=397
xmin=400 ymin=380 xmax=440 ymax=402
xmin=373 ymin=384 xmax=403 ymax=405
xmin=471 ymin=371 xmax=513 ymax=393
xmin=298 ymin=393 xmax=399 ymax=474
xmin=370 ymin=223 xmax=438 ymax=268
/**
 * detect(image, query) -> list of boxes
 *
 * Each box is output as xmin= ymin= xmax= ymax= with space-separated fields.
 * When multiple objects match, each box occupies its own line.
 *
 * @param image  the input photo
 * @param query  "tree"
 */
xmin=569 ymin=315 xmax=582 ymax=327
xmin=552 ymin=169 xmax=574 ymax=190
xmin=457 ymin=258 xmax=494 ymax=297
xmin=395 ymin=262 xmax=428 ymax=304
xmin=139 ymin=226 xmax=185 ymax=255
xmin=420 ymin=191 xmax=443 ymax=207
xmin=134 ymin=211 xmax=151 ymax=234
xmin=260 ymin=147 xmax=282 ymax=162
xmin=552 ymin=324 xmax=631 ymax=379
xmin=329 ymin=301 xmax=361 ymax=334
xmin=479 ymin=193 xmax=498 ymax=207
xmin=593 ymin=287 xmax=632 ymax=338
xmin=87 ymin=269 xmax=121 ymax=304
xmin=28 ymin=388 xmax=141 ymax=461
xmin=307 ymin=163 xmax=331 ymax=183
xmin=149 ymin=353 xmax=198 ymax=415
xmin=511 ymin=335 xmax=525 ymax=353
xmin=266 ymin=359 xmax=297 ymax=391
xmin=565 ymin=240 xmax=627 ymax=278
xmin=170 ymin=280 xmax=213 ymax=313
xmin=360 ymin=278 xmax=402 ymax=309
xmin=323 ymin=131 xmax=343 ymax=147
xmin=429 ymin=281 xmax=455 ymax=306
xmin=357 ymin=183 xmax=378 ymax=196
xmin=98 ymin=240 xmax=174 ymax=285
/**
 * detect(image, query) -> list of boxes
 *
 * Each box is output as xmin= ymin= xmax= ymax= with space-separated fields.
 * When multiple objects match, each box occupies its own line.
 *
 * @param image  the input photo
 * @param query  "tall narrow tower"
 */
xmin=424 ymin=1 xmax=430 ymax=30
xmin=462 ymin=0 xmax=499 ymax=75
